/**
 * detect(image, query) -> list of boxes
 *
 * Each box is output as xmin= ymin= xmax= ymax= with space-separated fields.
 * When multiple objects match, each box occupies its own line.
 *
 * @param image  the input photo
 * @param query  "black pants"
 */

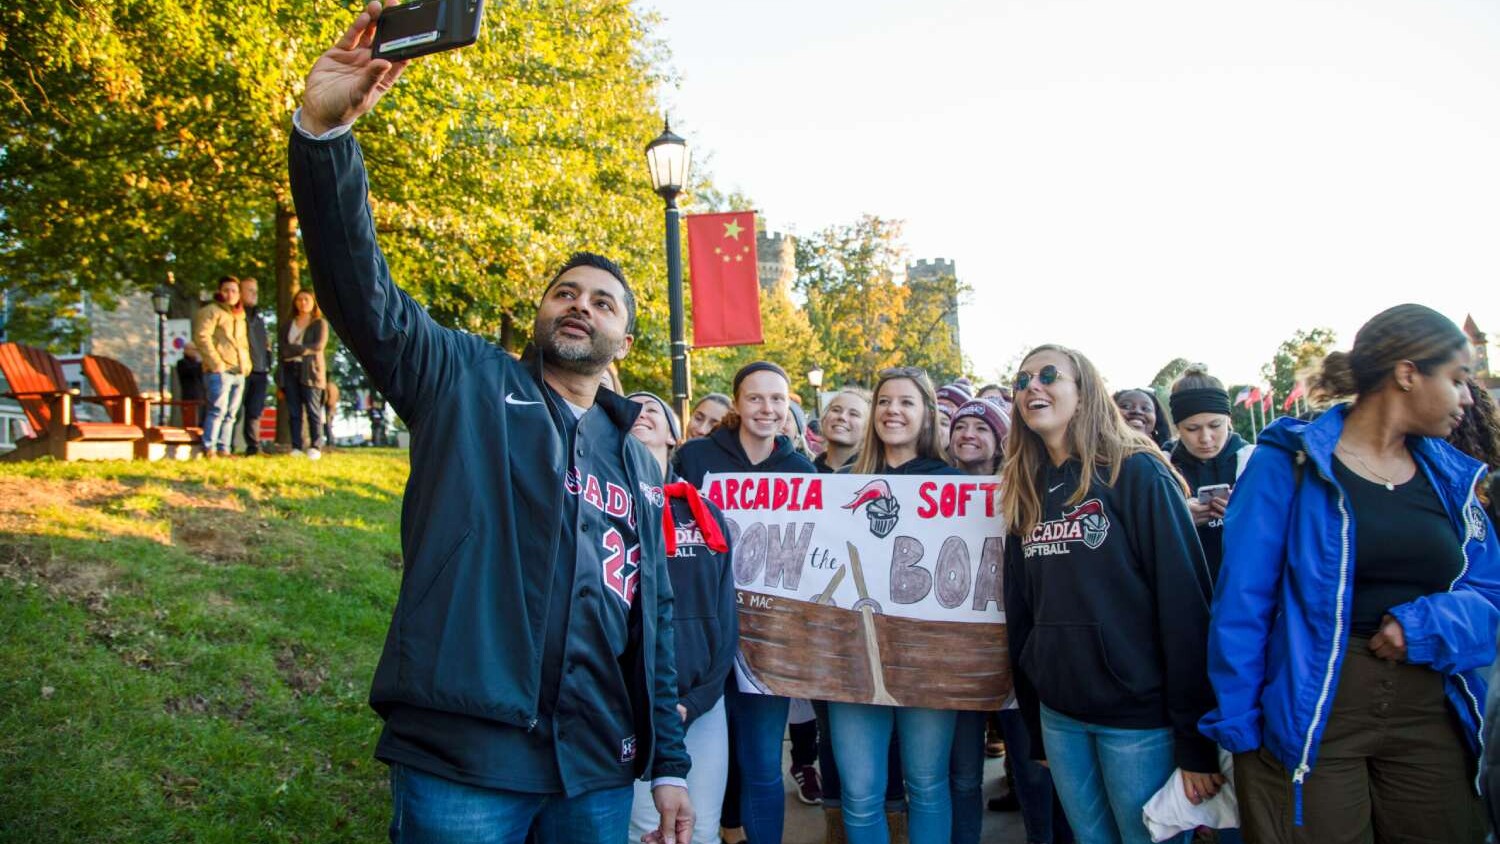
xmin=240 ymin=371 xmax=269 ymax=454
xmin=281 ymin=362 xmax=325 ymax=450
xmin=1236 ymin=643 xmax=1486 ymax=843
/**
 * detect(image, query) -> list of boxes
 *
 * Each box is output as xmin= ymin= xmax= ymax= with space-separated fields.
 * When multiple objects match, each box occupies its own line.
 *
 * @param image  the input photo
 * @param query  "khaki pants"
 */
xmin=1234 ymin=643 xmax=1487 ymax=843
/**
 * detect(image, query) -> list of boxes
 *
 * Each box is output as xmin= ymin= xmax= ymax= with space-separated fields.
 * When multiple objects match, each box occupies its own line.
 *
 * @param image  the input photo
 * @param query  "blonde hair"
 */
xmin=1000 ymin=345 xmax=1185 ymax=537
xmin=851 ymin=367 xmax=947 ymax=474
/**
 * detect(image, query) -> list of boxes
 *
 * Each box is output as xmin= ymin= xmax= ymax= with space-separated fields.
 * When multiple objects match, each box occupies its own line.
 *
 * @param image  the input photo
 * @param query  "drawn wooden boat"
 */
xmin=735 ymin=590 xmax=1011 ymax=710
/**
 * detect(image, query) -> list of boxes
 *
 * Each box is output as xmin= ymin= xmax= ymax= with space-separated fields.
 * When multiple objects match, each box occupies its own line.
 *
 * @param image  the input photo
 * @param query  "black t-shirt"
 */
xmin=1334 ymin=457 xmax=1465 ymax=637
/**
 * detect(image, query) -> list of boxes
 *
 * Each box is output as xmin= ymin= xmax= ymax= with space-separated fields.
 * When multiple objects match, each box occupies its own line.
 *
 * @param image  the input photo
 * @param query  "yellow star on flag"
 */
xmin=723 ymin=219 xmax=744 ymax=239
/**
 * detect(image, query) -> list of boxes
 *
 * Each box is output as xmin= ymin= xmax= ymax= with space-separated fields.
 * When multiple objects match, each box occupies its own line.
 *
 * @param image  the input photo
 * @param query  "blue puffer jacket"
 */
xmin=1200 ymin=405 xmax=1500 ymax=819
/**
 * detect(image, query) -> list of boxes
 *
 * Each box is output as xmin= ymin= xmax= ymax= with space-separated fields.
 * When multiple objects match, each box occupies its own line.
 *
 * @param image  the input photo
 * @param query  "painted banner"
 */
xmin=704 ymin=472 xmax=1011 ymax=711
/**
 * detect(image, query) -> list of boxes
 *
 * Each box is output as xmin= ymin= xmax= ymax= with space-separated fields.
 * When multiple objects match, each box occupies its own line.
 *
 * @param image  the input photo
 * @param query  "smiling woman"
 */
xmin=999 ymin=344 xmax=1222 ymax=844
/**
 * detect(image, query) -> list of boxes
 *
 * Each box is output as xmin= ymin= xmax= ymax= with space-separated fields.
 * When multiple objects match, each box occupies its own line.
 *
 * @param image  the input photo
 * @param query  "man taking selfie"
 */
xmin=287 ymin=4 xmax=694 ymax=842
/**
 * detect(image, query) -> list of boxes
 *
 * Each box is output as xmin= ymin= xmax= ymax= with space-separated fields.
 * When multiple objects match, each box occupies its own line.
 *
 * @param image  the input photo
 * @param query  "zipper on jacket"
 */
xmin=1291 ymin=464 xmax=1351 ymax=826
xmin=1450 ymin=464 xmax=1486 ymax=795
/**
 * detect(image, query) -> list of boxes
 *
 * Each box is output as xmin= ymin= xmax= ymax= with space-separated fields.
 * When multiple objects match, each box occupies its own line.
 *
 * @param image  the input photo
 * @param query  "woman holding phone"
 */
xmin=1166 ymin=366 xmax=1253 ymax=584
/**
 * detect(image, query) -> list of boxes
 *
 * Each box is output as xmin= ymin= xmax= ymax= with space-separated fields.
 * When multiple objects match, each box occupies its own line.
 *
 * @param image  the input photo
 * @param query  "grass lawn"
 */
xmin=0 ymin=450 xmax=411 ymax=842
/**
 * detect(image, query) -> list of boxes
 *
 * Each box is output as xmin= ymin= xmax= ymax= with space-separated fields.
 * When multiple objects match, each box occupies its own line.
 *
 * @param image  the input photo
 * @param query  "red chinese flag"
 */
xmin=686 ymin=211 xmax=763 ymax=348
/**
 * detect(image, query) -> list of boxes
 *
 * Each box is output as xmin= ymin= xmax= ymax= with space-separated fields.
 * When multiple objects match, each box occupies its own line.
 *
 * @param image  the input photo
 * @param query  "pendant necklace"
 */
xmin=1336 ymin=444 xmax=1397 ymax=491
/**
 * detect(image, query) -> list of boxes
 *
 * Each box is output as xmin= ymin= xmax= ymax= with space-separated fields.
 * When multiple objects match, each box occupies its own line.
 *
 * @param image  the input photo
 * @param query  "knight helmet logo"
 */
xmin=1469 ymin=503 xmax=1489 ymax=544
xmin=1062 ymin=499 xmax=1111 ymax=549
xmin=844 ymin=479 xmax=901 ymax=538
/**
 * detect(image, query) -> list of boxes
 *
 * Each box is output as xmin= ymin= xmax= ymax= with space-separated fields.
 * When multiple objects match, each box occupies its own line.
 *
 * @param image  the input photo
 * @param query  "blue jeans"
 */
xmin=828 ymin=702 xmax=956 ymax=844
xmin=1039 ymin=705 xmax=1177 ymax=844
xmin=727 ymin=687 xmax=791 ymax=844
xmin=387 ymin=763 xmax=633 ymax=844
xmin=997 ymin=709 xmax=1073 ymax=844
xmin=950 ymin=711 xmax=987 ymax=844
xmin=813 ymin=699 xmax=906 ymax=811
xmin=202 ymin=371 xmax=245 ymax=454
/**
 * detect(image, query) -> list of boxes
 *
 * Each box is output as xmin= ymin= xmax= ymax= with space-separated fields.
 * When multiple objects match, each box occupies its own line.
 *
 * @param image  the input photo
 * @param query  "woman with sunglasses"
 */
xmin=1002 ymin=347 xmax=1221 ymax=844
xmin=828 ymin=366 xmax=965 ymax=844
xmin=673 ymin=361 xmax=816 ymax=844
xmin=1114 ymin=388 xmax=1172 ymax=450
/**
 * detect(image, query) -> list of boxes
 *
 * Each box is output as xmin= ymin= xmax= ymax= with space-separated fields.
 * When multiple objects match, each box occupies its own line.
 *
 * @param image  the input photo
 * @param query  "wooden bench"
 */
xmin=81 ymin=355 xmax=203 ymax=461
xmin=0 ymin=343 xmax=143 ymax=462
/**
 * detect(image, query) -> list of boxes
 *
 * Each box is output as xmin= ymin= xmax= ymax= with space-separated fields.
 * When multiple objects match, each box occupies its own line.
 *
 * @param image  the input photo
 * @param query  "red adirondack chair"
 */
xmin=0 ymin=343 xmax=143 ymax=461
xmin=81 ymin=355 xmax=203 ymax=461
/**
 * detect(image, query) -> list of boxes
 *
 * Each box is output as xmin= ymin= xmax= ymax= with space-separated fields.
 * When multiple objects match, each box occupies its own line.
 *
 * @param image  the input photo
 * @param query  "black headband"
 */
xmin=1169 ymin=388 xmax=1232 ymax=424
xmin=733 ymin=361 xmax=789 ymax=395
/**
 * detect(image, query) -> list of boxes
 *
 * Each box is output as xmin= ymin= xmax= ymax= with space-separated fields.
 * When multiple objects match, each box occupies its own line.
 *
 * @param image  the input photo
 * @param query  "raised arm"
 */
xmin=288 ymin=1 xmax=472 ymax=422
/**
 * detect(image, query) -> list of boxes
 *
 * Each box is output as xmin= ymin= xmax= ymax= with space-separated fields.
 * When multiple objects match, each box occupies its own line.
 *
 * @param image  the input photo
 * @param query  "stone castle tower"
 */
xmin=905 ymin=258 xmax=961 ymax=347
xmin=756 ymin=231 xmax=795 ymax=298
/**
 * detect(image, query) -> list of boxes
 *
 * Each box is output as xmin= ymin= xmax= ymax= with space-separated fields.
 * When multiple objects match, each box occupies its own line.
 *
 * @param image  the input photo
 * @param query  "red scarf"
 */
xmin=661 ymin=481 xmax=728 ymax=555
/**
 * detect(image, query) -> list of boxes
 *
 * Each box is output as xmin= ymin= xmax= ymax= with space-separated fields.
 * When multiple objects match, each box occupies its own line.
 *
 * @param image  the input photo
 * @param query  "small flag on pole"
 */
xmin=1282 ymin=382 xmax=1306 ymax=411
xmin=1235 ymin=387 xmax=1252 ymax=406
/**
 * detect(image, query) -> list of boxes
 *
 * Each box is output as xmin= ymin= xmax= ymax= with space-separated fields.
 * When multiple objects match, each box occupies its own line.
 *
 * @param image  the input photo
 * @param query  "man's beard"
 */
xmin=535 ymin=314 xmax=621 ymax=375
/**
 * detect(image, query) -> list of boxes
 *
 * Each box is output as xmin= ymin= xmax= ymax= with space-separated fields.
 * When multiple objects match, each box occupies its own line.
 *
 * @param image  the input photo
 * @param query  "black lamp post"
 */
xmin=152 ymin=276 xmax=173 ymax=425
xmin=645 ymin=118 xmax=692 ymax=422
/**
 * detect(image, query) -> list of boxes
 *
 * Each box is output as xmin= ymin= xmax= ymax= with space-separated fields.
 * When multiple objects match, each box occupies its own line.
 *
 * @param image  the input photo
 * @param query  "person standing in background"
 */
xmin=192 ymin=275 xmax=251 ymax=458
xmin=687 ymin=394 xmax=732 ymax=441
xmin=239 ymin=277 xmax=273 ymax=456
xmin=281 ymin=289 xmax=329 ymax=460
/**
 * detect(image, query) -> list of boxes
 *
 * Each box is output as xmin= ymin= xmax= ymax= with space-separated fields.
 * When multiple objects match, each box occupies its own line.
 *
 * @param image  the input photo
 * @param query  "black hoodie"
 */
xmin=837 ymin=455 xmax=962 ymax=477
xmin=660 ymin=475 xmax=739 ymax=727
xmin=672 ymin=425 xmax=815 ymax=487
xmin=1003 ymin=451 xmax=1217 ymax=773
xmin=1169 ymin=433 xmax=1253 ymax=583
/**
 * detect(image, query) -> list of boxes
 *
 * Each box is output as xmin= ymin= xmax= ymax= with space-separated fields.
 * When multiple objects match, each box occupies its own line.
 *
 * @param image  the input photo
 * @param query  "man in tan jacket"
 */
xmin=192 ymin=276 xmax=252 ymax=457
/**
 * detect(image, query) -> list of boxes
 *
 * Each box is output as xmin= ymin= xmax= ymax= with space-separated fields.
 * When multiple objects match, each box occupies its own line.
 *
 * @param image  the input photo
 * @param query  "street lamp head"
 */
xmin=808 ymin=367 xmax=824 ymax=389
xmin=152 ymin=285 xmax=172 ymax=316
xmin=645 ymin=117 xmax=690 ymax=199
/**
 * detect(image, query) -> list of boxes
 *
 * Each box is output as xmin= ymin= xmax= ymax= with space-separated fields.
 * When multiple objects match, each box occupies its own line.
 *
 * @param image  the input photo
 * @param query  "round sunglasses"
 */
xmin=1014 ymin=365 xmax=1072 ymax=392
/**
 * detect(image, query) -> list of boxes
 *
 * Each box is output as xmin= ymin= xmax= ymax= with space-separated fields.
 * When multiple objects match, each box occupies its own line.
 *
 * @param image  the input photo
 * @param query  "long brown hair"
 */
xmin=1000 ymin=345 xmax=1184 ymax=536
xmin=851 ymin=367 xmax=946 ymax=474
xmin=291 ymin=289 xmax=324 ymax=322
xmin=1309 ymin=304 xmax=1468 ymax=401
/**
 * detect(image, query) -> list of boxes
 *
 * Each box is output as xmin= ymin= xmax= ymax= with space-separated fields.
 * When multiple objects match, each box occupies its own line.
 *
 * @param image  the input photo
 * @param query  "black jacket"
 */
xmin=1004 ymin=452 xmax=1217 ymax=772
xmin=661 ymin=480 xmax=739 ymax=726
xmin=287 ymin=128 xmax=688 ymax=781
xmin=246 ymin=306 xmax=272 ymax=373
xmin=838 ymin=455 xmax=961 ymax=476
xmin=1169 ymin=433 xmax=1253 ymax=583
xmin=673 ymin=426 xmax=815 ymax=487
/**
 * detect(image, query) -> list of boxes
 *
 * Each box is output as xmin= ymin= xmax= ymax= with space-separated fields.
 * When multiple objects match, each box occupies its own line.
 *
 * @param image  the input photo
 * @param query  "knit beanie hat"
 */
xmin=936 ymin=383 xmax=973 ymax=408
xmin=951 ymin=398 xmax=1011 ymax=443
xmin=626 ymin=391 xmax=681 ymax=441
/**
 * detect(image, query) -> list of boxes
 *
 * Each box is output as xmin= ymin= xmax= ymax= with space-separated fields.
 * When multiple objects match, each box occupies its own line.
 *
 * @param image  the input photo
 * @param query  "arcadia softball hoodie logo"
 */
xmin=1023 ymin=499 xmax=1111 ymax=557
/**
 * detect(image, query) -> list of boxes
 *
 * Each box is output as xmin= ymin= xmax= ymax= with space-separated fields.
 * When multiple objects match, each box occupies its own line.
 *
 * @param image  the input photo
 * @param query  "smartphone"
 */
xmin=1197 ymin=484 xmax=1231 ymax=505
xmin=373 ymin=0 xmax=485 ymax=61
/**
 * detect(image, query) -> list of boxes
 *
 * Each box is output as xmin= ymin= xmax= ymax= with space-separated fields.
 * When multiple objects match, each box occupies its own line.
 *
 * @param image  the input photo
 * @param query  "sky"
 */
xmin=641 ymin=0 xmax=1500 ymax=390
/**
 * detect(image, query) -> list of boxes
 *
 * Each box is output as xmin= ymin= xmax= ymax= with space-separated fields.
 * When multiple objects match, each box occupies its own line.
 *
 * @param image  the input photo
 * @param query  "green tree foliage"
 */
xmin=1261 ymin=327 xmax=1337 ymax=406
xmin=1 ymin=0 xmax=674 ymax=392
xmin=1150 ymin=357 xmax=1195 ymax=393
xmin=897 ymin=271 xmax=967 ymax=386
xmin=794 ymin=215 xmax=967 ymax=389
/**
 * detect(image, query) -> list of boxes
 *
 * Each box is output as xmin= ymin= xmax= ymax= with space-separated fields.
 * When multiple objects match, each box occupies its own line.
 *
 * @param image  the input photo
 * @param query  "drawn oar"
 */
xmin=846 ymin=542 xmax=899 ymax=706
xmin=814 ymin=566 xmax=846 ymax=605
